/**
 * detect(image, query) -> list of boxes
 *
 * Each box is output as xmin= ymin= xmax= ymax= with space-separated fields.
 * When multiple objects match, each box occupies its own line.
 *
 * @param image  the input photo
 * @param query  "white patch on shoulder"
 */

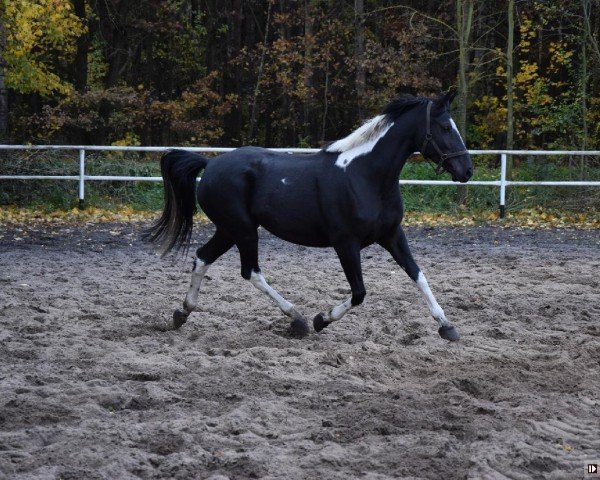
xmin=450 ymin=118 xmax=466 ymax=148
xmin=281 ymin=178 xmax=289 ymax=185
xmin=326 ymin=115 xmax=393 ymax=169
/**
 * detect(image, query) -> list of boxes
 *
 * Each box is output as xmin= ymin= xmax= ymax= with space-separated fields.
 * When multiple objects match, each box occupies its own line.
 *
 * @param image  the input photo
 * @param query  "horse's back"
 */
xmin=198 ymin=147 xmax=330 ymax=247
xmin=199 ymin=146 xmax=320 ymax=191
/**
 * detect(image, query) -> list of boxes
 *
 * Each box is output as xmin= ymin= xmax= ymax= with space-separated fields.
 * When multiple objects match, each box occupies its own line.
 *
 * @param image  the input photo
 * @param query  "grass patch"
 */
xmin=400 ymin=159 xmax=600 ymax=213
xmin=1 ymin=151 xmax=599 ymax=223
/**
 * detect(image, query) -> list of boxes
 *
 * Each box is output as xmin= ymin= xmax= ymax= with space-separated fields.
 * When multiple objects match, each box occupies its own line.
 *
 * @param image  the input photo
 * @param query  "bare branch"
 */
xmin=366 ymin=4 xmax=458 ymax=37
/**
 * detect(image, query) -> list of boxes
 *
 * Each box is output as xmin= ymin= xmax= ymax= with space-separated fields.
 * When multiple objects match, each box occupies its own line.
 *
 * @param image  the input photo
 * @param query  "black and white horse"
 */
xmin=146 ymin=92 xmax=473 ymax=341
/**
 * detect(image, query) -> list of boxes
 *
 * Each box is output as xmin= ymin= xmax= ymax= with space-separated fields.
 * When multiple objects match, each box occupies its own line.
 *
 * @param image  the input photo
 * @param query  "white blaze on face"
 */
xmin=449 ymin=118 xmax=466 ymax=148
xmin=416 ymin=272 xmax=448 ymax=327
xmin=326 ymin=115 xmax=394 ymax=169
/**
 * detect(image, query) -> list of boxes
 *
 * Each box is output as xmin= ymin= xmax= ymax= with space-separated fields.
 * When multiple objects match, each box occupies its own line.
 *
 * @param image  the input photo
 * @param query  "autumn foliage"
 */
xmin=0 ymin=1 xmax=599 ymax=220
xmin=0 ymin=0 xmax=597 ymax=152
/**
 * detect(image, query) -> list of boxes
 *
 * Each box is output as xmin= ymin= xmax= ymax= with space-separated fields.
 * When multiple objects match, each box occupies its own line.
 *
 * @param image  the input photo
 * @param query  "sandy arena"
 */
xmin=0 ymin=221 xmax=598 ymax=479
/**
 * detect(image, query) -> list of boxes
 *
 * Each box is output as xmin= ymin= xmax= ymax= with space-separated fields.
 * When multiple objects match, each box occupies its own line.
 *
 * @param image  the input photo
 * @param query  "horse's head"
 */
xmin=419 ymin=91 xmax=473 ymax=183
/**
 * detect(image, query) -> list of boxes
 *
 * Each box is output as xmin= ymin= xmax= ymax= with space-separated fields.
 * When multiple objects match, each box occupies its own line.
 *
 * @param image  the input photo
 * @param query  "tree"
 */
xmin=72 ymin=0 xmax=88 ymax=92
xmin=506 ymin=0 xmax=515 ymax=177
xmin=456 ymin=0 xmax=474 ymax=138
xmin=355 ymin=0 xmax=365 ymax=119
xmin=4 ymin=0 xmax=600 ymax=153
xmin=581 ymin=0 xmax=590 ymax=152
xmin=0 ymin=13 xmax=8 ymax=139
xmin=302 ymin=0 xmax=315 ymax=140
xmin=3 ymin=0 xmax=85 ymax=95
xmin=456 ymin=0 xmax=474 ymax=204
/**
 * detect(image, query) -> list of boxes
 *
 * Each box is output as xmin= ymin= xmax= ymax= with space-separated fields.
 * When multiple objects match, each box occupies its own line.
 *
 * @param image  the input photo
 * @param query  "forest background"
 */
xmin=0 ymin=0 xmax=599 ymax=217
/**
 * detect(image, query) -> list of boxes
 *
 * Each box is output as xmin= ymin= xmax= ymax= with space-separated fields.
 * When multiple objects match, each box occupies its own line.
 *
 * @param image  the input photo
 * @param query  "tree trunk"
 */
xmin=248 ymin=1 xmax=272 ymax=142
xmin=0 ymin=15 xmax=8 ymax=140
xmin=456 ymin=0 xmax=473 ymax=205
xmin=223 ymin=0 xmax=243 ymax=145
xmin=506 ymin=0 xmax=515 ymax=178
xmin=95 ymin=0 xmax=129 ymax=88
xmin=278 ymin=0 xmax=292 ymax=145
xmin=456 ymin=0 xmax=472 ymax=137
xmin=354 ymin=0 xmax=365 ymax=119
xmin=581 ymin=0 xmax=590 ymax=177
xmin=204 ymin=0 xmax=218 ymax=73
xmin=191 ymin=0 xmax=199 ymax=24
xmin=303 ymin=0 xmax=314 ymax=141
xmin=321 ymin=58 xmax=330 ymax=144
xmin=72 ymin=0 xmax=88 ymax=92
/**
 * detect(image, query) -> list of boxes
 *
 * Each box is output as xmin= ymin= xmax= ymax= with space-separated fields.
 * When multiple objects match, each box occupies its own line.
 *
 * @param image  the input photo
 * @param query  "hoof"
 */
xmin=439 ymin=325 xmax=460 ymax=342
xmin=289 ymin=316 xmax=310 ymax=338
xmin=313 ymin=313 xmax=331 ymax=333
xmin=173 ymin=309 xmax=188 ymax=330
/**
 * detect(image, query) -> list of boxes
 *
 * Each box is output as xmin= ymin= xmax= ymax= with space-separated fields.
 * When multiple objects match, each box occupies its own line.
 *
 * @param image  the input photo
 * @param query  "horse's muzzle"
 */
xmin=452 ymin=166 xmax=473 ymax=183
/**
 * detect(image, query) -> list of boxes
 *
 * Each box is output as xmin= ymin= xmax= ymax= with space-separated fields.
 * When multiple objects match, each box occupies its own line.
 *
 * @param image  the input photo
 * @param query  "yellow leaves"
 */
xmin=0 ymin=206 xmax=597 ymax=231
xmin=500 ymin=208 xmax=599 ymax=229
xmin=519 ymin=18 xmax=536 ymax=39
xmin=112 ymin=133 xmax=141 ymax=148
xmin=548 ymin=41 xmax=573 ymax=74
xmin=517 ymin=17 xmax=536 ymax=54
xmin=515 ymin=62 xmax=539 ymax=86
xmin=5 ymin=62 xmax=73 ymax=96
xmin=403 ymin=212 xmax=477 ymax=227
xmin=471 ymin=95 xmax=507 ymax=146
xmin=478 ymin=11 xmax=580 ymax=150
xmin=402 ymin=208 xmax=599 ymax=230
xmin=0 ymin=206 xmax=205 ymax=225
xmin=4 ymin=0 xmax=86 ymax=96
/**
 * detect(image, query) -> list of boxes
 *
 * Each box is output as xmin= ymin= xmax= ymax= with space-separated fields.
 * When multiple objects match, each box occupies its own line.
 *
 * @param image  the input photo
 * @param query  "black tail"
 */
xmin=144 ymin=149 xmax=208 ymax=256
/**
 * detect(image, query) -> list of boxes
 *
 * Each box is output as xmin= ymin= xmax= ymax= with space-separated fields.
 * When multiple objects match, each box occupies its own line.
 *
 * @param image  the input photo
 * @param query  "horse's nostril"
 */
xmin=466 ymin=167 xmax=473 ymax=178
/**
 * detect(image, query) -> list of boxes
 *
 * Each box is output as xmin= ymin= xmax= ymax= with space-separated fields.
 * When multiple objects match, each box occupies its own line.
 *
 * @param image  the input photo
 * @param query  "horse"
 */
xmin=145 ymin=92 xmax=473 ymax=341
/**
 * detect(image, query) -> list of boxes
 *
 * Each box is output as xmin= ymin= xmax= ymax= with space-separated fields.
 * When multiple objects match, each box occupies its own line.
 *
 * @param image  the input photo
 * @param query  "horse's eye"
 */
xmin=443 ymin=124 xmax=451 ymax=132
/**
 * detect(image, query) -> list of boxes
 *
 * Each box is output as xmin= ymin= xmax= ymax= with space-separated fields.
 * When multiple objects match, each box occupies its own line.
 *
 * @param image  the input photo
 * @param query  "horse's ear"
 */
xmin=434 ymin=89 xmax=457 ymax=108
xmin=445 ymin=89 xmax=457 ymax=105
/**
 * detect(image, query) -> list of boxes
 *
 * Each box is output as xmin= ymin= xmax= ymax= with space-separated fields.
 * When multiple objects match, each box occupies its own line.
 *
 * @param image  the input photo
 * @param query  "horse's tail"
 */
xmin=144 ymin=149 xmax=208 ymax=256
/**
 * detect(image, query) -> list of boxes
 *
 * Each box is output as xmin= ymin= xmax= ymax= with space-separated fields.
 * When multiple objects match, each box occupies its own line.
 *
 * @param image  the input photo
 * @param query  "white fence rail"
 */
xmin=1 ymin=145 xmax=599 ymax=217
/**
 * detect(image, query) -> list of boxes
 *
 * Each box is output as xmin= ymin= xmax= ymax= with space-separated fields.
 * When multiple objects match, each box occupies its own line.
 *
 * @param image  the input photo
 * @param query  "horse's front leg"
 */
xmin=314 ymin=242 xmax=366 ymax=332
xmin=378 ymin=225 xmax=460 ymax=341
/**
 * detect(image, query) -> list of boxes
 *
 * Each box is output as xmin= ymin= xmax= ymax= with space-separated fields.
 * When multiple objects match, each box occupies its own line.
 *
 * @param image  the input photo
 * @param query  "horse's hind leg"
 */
xmin=236 ymin=231 xmax=310 ymax=337
xmin=314 ymin=242 xmax=366 ymax=332
xmin=378 ymin=225 xmax=459 ymax=342
xmin=173 ymin=229 xmax=234 ymax=329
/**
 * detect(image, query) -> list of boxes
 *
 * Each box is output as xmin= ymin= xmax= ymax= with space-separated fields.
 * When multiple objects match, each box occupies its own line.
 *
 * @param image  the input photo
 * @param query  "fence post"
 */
xmin=499 ymin=152 xmax=507 ymax=218
xmin=78 ymin=148 xmax=86 ymax=209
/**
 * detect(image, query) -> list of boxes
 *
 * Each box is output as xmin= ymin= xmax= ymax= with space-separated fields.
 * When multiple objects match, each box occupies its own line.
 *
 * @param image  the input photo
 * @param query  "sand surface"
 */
xmin=0 ymin=221 xmax=599 ymax=479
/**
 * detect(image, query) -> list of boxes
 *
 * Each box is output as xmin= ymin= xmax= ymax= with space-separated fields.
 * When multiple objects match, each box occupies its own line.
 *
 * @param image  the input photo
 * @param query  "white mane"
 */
xmin=326 ymin=115 xmax=393 ymax=169
xmin=326 ymin=115 xmax=391 ymax=153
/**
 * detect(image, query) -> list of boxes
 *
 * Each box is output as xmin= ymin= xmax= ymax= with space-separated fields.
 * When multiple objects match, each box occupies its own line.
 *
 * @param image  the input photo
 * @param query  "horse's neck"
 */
xmin=362 ymin=126 xmax=416 ymax=192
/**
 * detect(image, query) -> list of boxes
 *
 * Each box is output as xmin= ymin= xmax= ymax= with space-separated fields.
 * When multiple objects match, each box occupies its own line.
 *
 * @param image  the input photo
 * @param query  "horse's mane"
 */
xmin=382 ymin=94 xmax=428 ymax=120
xmin=325 ymin=94 xmax=428 ymax=154
xmin=325 ymin=115 xmax=391 ymax=153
